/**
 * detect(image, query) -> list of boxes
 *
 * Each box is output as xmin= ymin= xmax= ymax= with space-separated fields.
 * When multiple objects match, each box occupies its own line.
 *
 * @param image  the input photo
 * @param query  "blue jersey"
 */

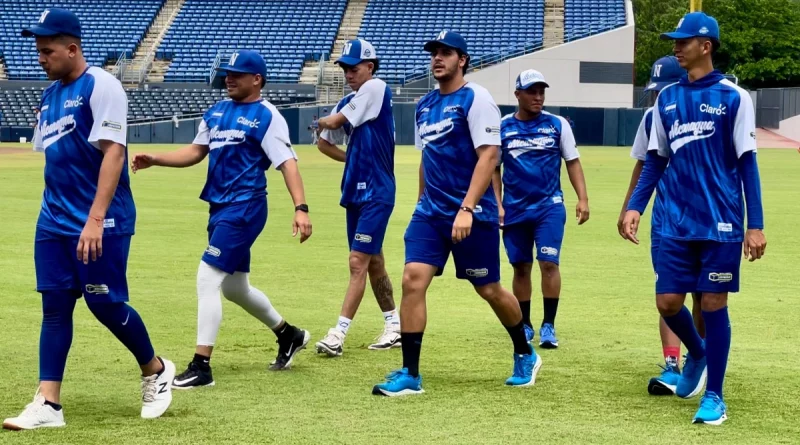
xmin=320 ymin=78 xmax=396 ymax=207
xmin=631 ymin=107 xmax=667 ymax=236
xmin=648 ymin=70 xmax=757 ymax=242
xmin=33 ymin=66 xmax=133 ymax=238
xmin=499 ymin=111 xmax=579 ymax=225
xmin=194 ymin=98 xmax=296 ymax=205
xmin=414 ymin=83 xmax=501 ymax=223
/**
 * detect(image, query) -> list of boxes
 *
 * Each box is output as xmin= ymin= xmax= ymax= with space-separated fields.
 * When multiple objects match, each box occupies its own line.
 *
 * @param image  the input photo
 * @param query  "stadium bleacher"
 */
xmin=565 ymin=0 xmax=626 ymax=41
xmin=357 ymin=0 xmax=545 ymax=84
xmin=0 ymin=0 xmax=163 ymax=80
xmin=159 ymin=0 xmax=346 ymax=83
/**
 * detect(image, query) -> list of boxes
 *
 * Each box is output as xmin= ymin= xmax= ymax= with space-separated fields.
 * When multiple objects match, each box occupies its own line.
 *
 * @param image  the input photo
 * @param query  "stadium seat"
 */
xmin=564 ymin=0 xmax=626 ymax=42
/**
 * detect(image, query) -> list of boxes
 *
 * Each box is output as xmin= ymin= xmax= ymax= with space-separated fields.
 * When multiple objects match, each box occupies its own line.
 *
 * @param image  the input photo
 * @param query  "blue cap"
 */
xmin=21 ymin=8 xmax=81 ymax=38
xmin=661 ymin=12 xmax=720 ymax=42
xmin=644 ymin=56 xmax=686 ymax=92
xmin=335 ymin=39 xmax=378 ymax=67
xmin=424 ymin=30 xmax=469 ymax=56
xmin=216 ymin=50 xmax=267 ymax=78
xmin=515 ymin=69 xmax=549 ymax=90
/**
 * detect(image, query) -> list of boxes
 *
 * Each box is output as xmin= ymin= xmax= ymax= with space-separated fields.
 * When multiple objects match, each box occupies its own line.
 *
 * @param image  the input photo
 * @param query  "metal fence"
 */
xmin=757 ymin=87 xmax=800 ymax=129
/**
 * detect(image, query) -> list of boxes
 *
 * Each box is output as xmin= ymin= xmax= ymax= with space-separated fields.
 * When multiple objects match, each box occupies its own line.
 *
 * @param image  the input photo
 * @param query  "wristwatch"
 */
xmin=295 ymin=204 xmax=309 ymax=213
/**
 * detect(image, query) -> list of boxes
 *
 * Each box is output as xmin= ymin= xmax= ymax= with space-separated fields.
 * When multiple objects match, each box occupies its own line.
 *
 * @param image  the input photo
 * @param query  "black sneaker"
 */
xmin=269 ymin=328 xmax=311 ymax=371
xmin=172 ymin=362 xmax=215 ymax=389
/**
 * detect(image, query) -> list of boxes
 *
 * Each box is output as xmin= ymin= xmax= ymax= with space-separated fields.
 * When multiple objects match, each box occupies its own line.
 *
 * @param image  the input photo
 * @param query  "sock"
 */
xmin=663 ymin=346 xmax=681 ymax=368
xmin=519 ymin=300 xmax=532 ymax=329
xmin=86 ymin=301 xmax=156 ymax=366
xmin=401 ymin=332 xmax=424 ymax=377
xmin=662 ymin=306 xmax=705 ymax=360
xmin=196 ymin=261 xmax=227 ymax=346
xmin=39 ymin=291 xmax=78 ymax=381
xmin=221 ymin=272 xmax=283 ymax=330
xmin=336 ymin=316 xmax=352 ymax=335
xmin=505 ymin=321 xmax=532 ymax=355
xmin=193 ymin=353 xmax=211 ymax=371
xmin=44 ymin=400 xmax=62 ymax=411
xmin=703 ymin=307 xmax=731 ymax=397
xmin=542 ymin=297 xmax=559 ymax=326
xmin=275 ymin=321 xmax=297 ymax=342
xmin=383 ymin=310 xmax=400 ymax=330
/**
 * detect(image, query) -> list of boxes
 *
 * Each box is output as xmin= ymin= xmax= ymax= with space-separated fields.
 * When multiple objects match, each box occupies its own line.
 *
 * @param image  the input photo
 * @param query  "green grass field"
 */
xmin=1 ymin=144 xmax=799 ymax=444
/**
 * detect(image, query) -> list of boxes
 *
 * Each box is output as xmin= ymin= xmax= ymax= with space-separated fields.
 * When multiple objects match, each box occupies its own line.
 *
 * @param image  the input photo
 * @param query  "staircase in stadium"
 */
xmin=0 ymin=59 xmax=7 ymax=81
xmin=106 ymin=0 xmax=186 ymax=84
xmin=300 ymin=0 xmax=368 ymax=89
xmin=544 ymin=0 xmax=565 ymax=48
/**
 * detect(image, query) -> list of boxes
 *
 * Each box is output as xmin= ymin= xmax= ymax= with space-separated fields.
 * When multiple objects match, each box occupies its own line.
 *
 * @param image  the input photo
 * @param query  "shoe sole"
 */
xmin=315 ymin=342 xmax=343 ymax=357
xmin=371 ymin=386 xmax=425 ymax=397
xmin=678 ymin=367 xmax=707 ymax=399
xmin=2 ymin=421 xmax=66 ymax=431
xmin=648 ymin=378 xmax=677 ymax=396
xmin=693 ymin=412 xmax=728 ymax=425
xmin=507 ymin=353 xmax=543 ymax=387
xmin=539 ymin=341 xmax=558 ymax=349
xmin=368 ymin=340 xmax=402 ymax=350
xmin=172 ymin=380 xmax=216 ymax=390
xmin=272 ymin=330 xmax=311 ymax=370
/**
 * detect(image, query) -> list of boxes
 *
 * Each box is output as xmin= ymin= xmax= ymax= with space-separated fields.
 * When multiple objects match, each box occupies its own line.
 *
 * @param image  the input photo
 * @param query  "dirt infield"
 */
xmin=0 ymin=146 xmax=29 ymax=154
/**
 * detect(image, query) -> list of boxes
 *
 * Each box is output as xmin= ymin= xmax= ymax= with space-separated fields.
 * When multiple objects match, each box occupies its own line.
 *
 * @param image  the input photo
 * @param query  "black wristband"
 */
xmin=295 ymin=204 xmax=309 ymax=213
xmin=459 ymin=206 xmax=474 ymax=214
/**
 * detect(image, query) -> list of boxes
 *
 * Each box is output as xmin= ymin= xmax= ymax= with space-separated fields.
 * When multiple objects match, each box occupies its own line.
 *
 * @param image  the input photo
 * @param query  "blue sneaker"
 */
xmin=372 ymin=368 xmax=424 ymax=397
xmin=505 ymin=346 xmax=542 ymax=387
xmin=539 ymin=323 xmax=558 ymax=349
xmin=523 ymin=324 xmax=535 ymax=343
xmin=647 ymin=364 xmax=680 ymax=395
xmin=676 ymin=353 xmax=707 ymax=398
xmin=692 ymin=391 xmax=727 ymax=425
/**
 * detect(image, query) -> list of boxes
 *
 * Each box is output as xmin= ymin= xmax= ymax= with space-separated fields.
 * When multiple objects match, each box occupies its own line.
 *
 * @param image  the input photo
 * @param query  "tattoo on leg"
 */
xmin=372 ymin=275 xmax=395 ymax=312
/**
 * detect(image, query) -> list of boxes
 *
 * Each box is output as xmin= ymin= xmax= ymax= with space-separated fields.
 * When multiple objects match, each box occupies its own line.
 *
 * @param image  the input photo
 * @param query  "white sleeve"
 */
xmin=466 ymin=86 xmax=501 ymax=149
xmin=340 ymin=79 xmax=385 ymax=128
xmin=630 ymin=111 xmax=650 ymax=161
xmin=88 ymin=73 xmax=127 ymax=148
xmin=33 ymin=116 xmax=44 ymax=152
xmin=414 ymin=125 xmax=424 ymax=151
xmin=557 ymin=116 xmax=579 ymax=161
xmin=319 ymin=106 xmax=346 ymax=145
xmin=733 ymin=90 xmax=757 ymax=158
xmin=648 ymin=100 xmax=669 ymax=157
xmin=261 ymin=108 xmax=298 ymax=169
xmin=193 ymin=119 xmax=210 ymax=145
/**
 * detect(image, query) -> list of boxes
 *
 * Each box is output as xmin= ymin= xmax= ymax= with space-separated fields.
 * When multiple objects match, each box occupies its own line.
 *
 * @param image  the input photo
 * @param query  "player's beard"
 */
xmin=433 ymin=63 xmax=458 ymax=83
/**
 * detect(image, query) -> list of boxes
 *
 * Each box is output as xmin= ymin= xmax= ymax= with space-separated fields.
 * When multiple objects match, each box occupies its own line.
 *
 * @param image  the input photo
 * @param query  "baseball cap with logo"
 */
xmin=660 ymin=12 xmax=720 ymax=42
xmin=21 ymin=8 xmax=81 ymax=39
xmin=644 ymin=56 xmax=686 ymax=92
xmin=424 ymin=30 xmax=469 ymax=57
xmin=335 ymin=39 xmax=378 ymax=68
xmin=515 ymin=69 xmax=549 ymax=90
xmin=216 ymin=50 xmax=267 ymax=78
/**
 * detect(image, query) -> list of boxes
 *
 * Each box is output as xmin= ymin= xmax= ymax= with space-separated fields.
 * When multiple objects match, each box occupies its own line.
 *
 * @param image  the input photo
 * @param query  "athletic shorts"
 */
xmin=650 ymin=231 xmax=662 ymax=271
xmin=655 ymin=238 xmax=742 ymax=294
xmin=502 ymin=204 xmax=566 ymax=265
xmin=404 ymin=212 xmax=500 ymax=286
xmin=346 ymin=202 xmax=393 ymax=255
xmin=35 ymin=230 xmax=131 ymax=303
xmin=203 ymin=198 xmax=267 ymax=274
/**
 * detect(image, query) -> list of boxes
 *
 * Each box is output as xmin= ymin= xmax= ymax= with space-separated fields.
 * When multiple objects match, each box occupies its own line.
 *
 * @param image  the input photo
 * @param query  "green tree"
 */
xmin=633 ymin=0 xmax=800 ymax=89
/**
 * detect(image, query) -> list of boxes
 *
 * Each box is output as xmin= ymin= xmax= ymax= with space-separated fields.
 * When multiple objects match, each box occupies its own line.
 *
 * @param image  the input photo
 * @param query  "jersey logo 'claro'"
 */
xmin=668 ymin=119 xmax=715 ymax=151
xmin=418 ymin=118 xmax=454 ymax=146
xmin=209 ymin=126 xmax=246 ymax=150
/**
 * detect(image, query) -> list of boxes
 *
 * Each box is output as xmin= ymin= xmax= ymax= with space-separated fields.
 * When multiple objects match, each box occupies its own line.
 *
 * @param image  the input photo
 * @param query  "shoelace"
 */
xmin=19 ymin=397 xmax=53 ymax=425
xmin=699 ymin=393 xmax=722 ymax=411
xmin=656 ymin=363 xmax=679 ymax=376
xmin=541 ymin=325 xmax=554 ymax=338
xmin=385 ymin=369 xmax=405 ymax=381
xmin=513 ymin=355 xmax=530 ymax=377
xmin=141 ymin=376 xmax=158 ymax=403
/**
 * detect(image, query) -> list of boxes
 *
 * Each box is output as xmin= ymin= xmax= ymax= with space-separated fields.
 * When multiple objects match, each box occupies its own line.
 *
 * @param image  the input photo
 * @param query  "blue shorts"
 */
xmin=35 ymin=231 xmax=131 ymax=303
xmin=655 ymin=238 xmax=742 ymax=294
xmin=502 ymin=204 xmax=566 ymax=265
xmin=404 ymin=213 xmax=500 ymax=286
xmin=650 ymin=232 xmax=662 ymax=271
xmin=346 ymin=202 xmax=393 ymax=255
xmin=203 ymin=198 xmax=267 ymax=274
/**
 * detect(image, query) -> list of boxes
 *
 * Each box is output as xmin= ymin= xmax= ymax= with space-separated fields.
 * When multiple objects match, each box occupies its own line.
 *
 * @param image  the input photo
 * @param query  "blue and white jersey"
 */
xmin=320 ymin=78 xmax=396 ymax=207
xmin=648 ymin=70 xmax=757 ymax=242
xmin=414 ymin=83 xmax=501 ymax=223
xmin=499 ymin=111 xmax=578 ymax=225
xmin=33 ymin=66 xmax=133 ymax=238
xmin=193 ymin=98 xmax=296 ymax=205
xmin=631 ymin=107 xmax=666 ymax=236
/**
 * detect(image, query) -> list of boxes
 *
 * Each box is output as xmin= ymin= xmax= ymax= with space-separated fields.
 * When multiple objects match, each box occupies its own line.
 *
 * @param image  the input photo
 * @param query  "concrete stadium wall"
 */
xmin=463 ymin=25 xmax=635 ymax=108
xmin=776 ymin=115 xmax=800 ymax=143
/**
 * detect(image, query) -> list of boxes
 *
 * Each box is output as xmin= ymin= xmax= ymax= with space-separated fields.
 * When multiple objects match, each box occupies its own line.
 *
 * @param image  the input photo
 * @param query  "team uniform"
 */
xmin=630 ymin=108 xmax=666 ymax=271
xmin=406 ymin=82 xmax=502 ymax=285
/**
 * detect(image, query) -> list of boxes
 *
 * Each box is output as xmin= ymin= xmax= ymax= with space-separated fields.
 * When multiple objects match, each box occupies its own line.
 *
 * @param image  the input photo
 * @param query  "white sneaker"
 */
xmin=141 ymin=357 xmax=175 ymax=419
xmin=2 ymin=390 xmax=66 ymax=430
xmin=315 ymin=328 xmax=345 ymax=357
xmin=369 ymin=327 xmax=401 ymax=350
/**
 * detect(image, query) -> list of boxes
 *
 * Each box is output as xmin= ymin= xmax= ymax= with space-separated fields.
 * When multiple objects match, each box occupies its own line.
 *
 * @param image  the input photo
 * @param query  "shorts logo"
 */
xmin=85 ymin=284 xmax=109 ymax=295
xmin=717 ymin=222 xmax=733 ymax=233
xmin=540 ymin=246 xmax=559 ymax=256
xmin=552 ymin=196 xmax=563 ymax=204
xmin=354 ymin=233 xmax=373 ymax=243
xmin=101 ymin=121 xmax=122 ymax=131
xmin=474 ymin=205 xmax=483 ymax=213
xmin=205 ymin=246 xmax=221 ymax=257
xmin=357 ymin=182 xmax=366 ymax=190
xmin=465 ymin=268 xmax=489 ymax=277
xmin=103 ymin=218 xmax=115 ymax=228
xmin=708 ymin=272 xmax=733 ymax=283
